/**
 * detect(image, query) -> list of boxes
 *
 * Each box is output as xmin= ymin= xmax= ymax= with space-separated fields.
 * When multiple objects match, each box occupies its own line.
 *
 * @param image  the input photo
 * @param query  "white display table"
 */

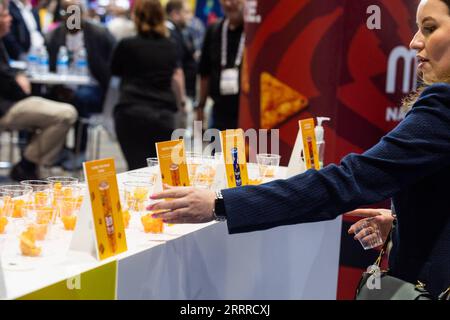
xmin=0 ymin=167 xmax=342 ymax=300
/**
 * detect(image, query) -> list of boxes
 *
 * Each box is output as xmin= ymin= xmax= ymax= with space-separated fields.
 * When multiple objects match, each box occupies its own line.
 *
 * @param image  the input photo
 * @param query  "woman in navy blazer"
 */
xmin=150 ymin=0 xmax=450 ymax=298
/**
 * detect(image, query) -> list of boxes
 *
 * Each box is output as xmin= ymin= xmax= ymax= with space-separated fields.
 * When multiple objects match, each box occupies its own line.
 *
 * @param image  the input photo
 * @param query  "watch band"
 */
xmin=212 ymin=190 xmax=227 ymax=221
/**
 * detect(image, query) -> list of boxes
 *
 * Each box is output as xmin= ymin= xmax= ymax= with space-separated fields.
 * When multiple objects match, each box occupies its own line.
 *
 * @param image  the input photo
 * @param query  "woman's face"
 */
xmin=410 ymin=0 xmax=450 ymax=83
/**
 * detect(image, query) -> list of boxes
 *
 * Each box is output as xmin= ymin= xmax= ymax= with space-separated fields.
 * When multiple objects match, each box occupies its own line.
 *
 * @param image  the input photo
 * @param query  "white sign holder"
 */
xmin=69 ymin=190 xmax=98 ymax=259
xmin=286 ymin=129 xmax=307 ymax=178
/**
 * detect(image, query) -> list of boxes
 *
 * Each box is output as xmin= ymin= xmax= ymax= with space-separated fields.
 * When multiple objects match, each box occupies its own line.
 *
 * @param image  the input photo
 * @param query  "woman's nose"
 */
xmin=410 ymin=31 xmax=425 ymax=51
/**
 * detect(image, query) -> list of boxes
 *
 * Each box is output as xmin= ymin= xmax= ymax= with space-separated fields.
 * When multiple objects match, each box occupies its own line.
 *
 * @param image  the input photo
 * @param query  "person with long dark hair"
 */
xmin=111 ymin=0 xmax=185 ymax=170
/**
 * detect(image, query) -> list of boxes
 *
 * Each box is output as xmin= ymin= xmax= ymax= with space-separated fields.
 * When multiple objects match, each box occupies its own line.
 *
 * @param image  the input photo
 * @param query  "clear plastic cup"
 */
xmin=22 ymin=204 xmax=57 ymax=239
xmin=146 ymin=157 xmax=160 ymax=184
xmin=20 ymin=180 xmax=53 ymax=207
xmin=146 ymin=157 xmax=159 ymax=168
xmin=256 ymin=154 xmax=281 ymax=178
xmin=127 ymin=171 xmax=156 ymax=184
xmin=46 ymin=176 xmax=79 ymax=186
xmin=0 ymin=191 xmax=14 ymax=236
xmin=1 ymin=201 xmax=65 ymax=270
xmin=2 ymin=204 xmax=58 ymax=261
xmin=20 ymin=180 xmax=52 ymax=191
xmin=59 ymin=197 xmax=81 ymax=231
xmin=354 ymin=218 xmax=384 ymax=250
xmin=47 ymin=176 xmax=79 ymax=204
xmin=15 ymin=218 xmax=46 ymax=258
xmin=52 ymin=184 xmax=83 ymax=221
xmin=0 ymin=184 xmax=33 ymax=196
xmin=123 ymin=181 xmax=154 ymax=213
xmin=192 ymin=162 xmax=216 ymax=189
xmin=186 ymin=152 xmax=202 ymax=181
xmin=0 ymin=185 xmax=33 ymax=219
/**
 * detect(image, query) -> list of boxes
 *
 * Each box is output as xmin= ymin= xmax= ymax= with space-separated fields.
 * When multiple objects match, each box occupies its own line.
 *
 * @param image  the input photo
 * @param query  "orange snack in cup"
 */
xmin=34 ymin=191 xmax=49 ymax=206
xmin=53 ymin=182 xmax=62 ymax=195
xmin=0 ymin=216 xmax=8 ymax=233
xmin=126 ymin=187 xmax=149 ymax=211
xmin=60 ymin=199 xmax=76 ymax=217
xmin=61 ymin=215 xmax=77 ymax=230
xmin=19 ymin=229 xmax=42 ymax=257
xmin=133 ymin=187 xmax=148 ymax=201
xmin=62 ymin=187 xmax=73 ymax=198
xmin=259 ymin=165 xmax=275 ymax=177
xmin=12 ymin=199 xmax=25 ymax=218
xmin=76 ymin=195 xmax=83 ymax=209
xmin=28 ymin=224 xmax=48 ymax=241
xmin=141 ymin=213 xmax=164 ymax=233
xmin=1 ymin=196 xmax=13 ymax=216
xmin=53 ymin=182 xmax=62 ymax=191
xmin=36 ymin=207 xmax=54 ymax=224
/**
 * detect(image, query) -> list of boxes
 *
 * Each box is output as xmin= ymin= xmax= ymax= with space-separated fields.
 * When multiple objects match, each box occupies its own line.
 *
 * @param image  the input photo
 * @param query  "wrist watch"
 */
xmin=212 ymin=190 xmax=227 ymax=221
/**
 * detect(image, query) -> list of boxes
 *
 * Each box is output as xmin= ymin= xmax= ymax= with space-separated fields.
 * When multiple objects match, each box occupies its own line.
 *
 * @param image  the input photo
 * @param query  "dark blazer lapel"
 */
xmin=32 ymin=9 xmax=41 ymax=32
xmin=9 ymin=1 xmax=30 ymax=49
xmin=81 ymin=21 xmax=93 ymax=59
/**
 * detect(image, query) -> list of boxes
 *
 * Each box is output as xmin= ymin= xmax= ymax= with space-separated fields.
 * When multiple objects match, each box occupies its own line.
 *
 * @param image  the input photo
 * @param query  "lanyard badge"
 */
xmin=220 ymin=19 xmax=245 ymax=96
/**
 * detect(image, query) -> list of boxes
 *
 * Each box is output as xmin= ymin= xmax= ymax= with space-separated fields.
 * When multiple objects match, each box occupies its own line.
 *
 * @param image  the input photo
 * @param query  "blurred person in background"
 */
xmin=106 ymin=1 xmax=135 ymax=40
xmin=46 ymin=0 xmax=115 ymax=169
xmin=3 ymin=0 xmax=44 ymax=60
xmin=0 ymin=0 xmax=77 ymax=180
xmin=184 ymin=0 xmax=204 ymax=63
xmin=111 ymin=0 xmax=185 ymax=170
xmin=37 ymin=0 xmax=60 ymax=33
xmin=166 ymin=0 xmax=196 ymax=104
xmin=196 ymin=0 xmax=244 ymax=130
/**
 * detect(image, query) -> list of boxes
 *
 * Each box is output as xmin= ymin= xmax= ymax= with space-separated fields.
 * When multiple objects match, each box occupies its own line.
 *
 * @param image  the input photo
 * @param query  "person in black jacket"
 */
xmin=0 ymin=1 xmax=77 ymax=181
xmin=110 ymin=0 xmax=185 ymax=170
xmin=196 ymin=0 xmax=245 ymax=130
xmin=166 ymin=0 xmax=197 ymax=102
xmin=149 ymin=0 xmax=450 ymax=298
xmin=45 ymin=0 xmax=115 ymax=168
xmin=3 ymin=0 xmax=44 ymax=60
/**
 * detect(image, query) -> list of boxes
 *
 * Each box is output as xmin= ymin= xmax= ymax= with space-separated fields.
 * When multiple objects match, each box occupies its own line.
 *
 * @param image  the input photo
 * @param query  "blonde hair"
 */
xmin=133 ymin=0 xmax=169 ymax=37
xmin=401 ymin=74 xmax=450 ymax=112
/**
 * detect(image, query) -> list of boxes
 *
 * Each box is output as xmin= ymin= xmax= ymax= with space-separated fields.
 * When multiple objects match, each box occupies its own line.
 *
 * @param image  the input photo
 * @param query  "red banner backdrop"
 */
xmin=240 ymin=0 xmax=417 ymax=299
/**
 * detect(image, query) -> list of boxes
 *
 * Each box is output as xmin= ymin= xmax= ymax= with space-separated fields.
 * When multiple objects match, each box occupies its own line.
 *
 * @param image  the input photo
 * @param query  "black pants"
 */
xmin=210 ymin=101 xmax=239 ymax=131
xmin=72 ymin=85 xmax=104 ymax=152
xmin=114 ymin=104 xmax=176 ymax=170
